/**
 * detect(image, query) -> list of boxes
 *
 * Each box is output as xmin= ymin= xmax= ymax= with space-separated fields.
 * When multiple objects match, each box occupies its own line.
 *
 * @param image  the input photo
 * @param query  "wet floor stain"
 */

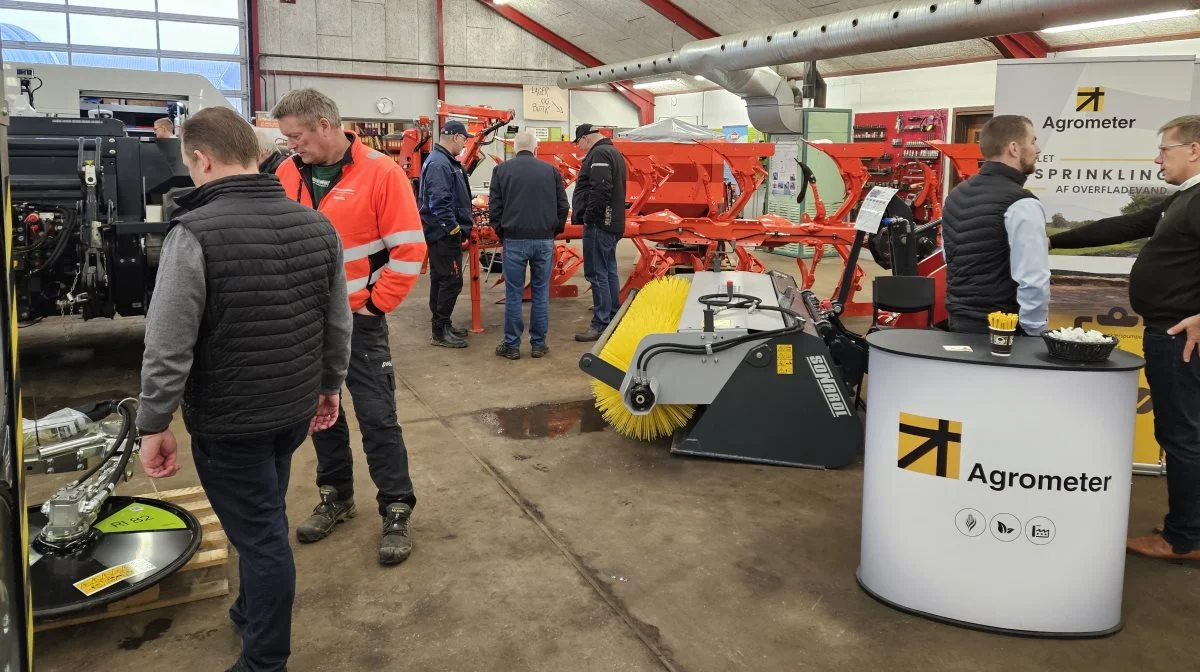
xmin=118 ymin=617 xmax=172 ymax=650
xmin=477 ymin=399 xmax=607 ymax=440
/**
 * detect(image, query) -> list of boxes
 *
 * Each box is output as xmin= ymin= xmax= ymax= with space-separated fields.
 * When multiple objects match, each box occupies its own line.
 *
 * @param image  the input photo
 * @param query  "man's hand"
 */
xmin=1167 ymin=313 xmax=1200 ymax=363
xmin=140 ymin=430 xmax=182 ymax=479
xmin=310 ymin=394 xmax=340 ymax=435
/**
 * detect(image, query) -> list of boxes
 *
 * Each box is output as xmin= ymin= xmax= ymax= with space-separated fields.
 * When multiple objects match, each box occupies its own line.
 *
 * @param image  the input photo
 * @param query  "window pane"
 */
xmin=158 ymin=21 xmax=240 ymax=55
xmin=158 ymin=0 xmax=240 ymax=19
xmin=69 ymin=14 xmax=156 ymax=49
xmin=68 ymin=0 xmax=155 ymax=10
xmin=160 ymin=58 xmax=240 ymax=90
xmin=71 ymin=52 xmax=157 ymax=71
xmin=224 ymin=96 xmax=244 ymax=114
xmin=3 ymin=48 xmax=68 ymax=65
xmin=0 ymin=8 xmax=69 ymax=43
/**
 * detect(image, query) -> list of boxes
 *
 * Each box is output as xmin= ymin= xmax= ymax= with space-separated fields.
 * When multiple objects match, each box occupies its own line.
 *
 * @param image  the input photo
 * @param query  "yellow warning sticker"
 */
xmin=776 ymin=344 xmax=793 ymax=374
xmin=73 ymin=558 xmax=156 ymax=597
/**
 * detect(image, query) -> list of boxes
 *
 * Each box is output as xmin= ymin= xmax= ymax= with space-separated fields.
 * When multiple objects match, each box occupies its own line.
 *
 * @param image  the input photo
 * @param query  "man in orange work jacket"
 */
xmin=273 ymin=88 xmax=425 ymax=566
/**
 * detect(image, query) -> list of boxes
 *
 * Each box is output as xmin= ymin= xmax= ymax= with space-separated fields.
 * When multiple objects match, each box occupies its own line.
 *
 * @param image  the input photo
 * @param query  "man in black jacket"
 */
xmin=941 ymin=115 xmax=1050 ymax=335
xmin=136 ymin=107 xmax=352 ymax=672
xmin=489 ymin=131 xmax=569 ymax=359
xmin=1049 ymin=115 xmax=1200 ymax=562
xmin=418 ymin=120 xmax=475 ymax=348
xmin=571 ymin=124 xmax=627 ymax=342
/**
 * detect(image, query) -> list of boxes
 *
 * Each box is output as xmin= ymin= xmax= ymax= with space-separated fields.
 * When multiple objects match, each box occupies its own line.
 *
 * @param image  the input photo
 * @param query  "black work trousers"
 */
xmin=312 ymin=313 xmax=416 ymax=516
xmin=193 ymin=419 xmax=309 ymax=672
xmin=428 ymin=233 xmax=465 ymax=335
xmin=1144 ymin=328 xmax=1200 ymax=552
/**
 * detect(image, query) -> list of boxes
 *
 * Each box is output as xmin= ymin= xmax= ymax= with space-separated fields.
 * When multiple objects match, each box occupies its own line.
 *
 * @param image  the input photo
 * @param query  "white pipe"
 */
xmin=557 ymin=0 xmax=1194 ymax=89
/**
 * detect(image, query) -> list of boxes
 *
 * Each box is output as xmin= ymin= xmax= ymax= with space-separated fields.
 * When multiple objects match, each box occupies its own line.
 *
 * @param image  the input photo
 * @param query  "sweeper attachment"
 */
xmin=580 ymin=270 xmax=864 ymax=469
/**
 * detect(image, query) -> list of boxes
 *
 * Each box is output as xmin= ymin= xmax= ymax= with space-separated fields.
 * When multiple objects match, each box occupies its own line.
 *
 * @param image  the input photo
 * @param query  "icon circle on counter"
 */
xmin=989 ymin=513 xmax=1021 ymax=542
xmin=954 ymin=508 xmax=986 ymax=537
xmin=1026 ymin=517 xmax=1056 ymax=545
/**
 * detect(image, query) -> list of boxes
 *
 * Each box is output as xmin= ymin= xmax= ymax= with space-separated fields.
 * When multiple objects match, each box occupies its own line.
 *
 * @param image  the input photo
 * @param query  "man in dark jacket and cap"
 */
xmin=419 ymin=120 xmax=476 ymax=348
xmin=137 ymin=106 xmax=351 ymax=672
xmin=571 ymin=123 xmax=627 ymax=342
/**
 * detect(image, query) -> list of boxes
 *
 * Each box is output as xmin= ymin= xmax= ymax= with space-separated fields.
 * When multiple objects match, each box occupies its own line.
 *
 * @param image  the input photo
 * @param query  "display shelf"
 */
xmin=851 ymin=108 xmax=948 ymax=225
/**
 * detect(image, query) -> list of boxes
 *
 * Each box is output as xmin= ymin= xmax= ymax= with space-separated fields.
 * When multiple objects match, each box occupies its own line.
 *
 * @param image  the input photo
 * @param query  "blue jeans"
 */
xmin=1144 ymin=329 xmax=1200 ymax=552
xmin=583 ymin=228 xmax=621 ymax=331
xmin=192 ymin=420 xmax=310 ymax=672
xmin=503 ymin=238 xmax=555 ymax=347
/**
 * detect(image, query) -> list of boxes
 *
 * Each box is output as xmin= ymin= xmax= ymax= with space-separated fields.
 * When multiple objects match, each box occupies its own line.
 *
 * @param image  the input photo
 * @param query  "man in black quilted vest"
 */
xmin=135 ymin=106 xmax=352 ymax=672
xmin=942 ymin=115 xmax=1051 ymax=335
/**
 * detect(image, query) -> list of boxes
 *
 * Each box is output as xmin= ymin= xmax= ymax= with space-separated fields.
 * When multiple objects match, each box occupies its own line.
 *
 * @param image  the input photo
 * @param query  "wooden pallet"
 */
xmin=35 ymin=486 xmax=231 ymax=632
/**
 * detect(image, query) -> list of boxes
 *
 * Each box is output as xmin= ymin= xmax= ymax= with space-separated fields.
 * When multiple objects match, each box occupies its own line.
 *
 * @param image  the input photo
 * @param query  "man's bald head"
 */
xmin=514 ymin=131 xmax=537 ymax=153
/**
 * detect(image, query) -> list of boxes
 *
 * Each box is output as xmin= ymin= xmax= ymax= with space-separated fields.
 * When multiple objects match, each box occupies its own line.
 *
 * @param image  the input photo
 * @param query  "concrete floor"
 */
xmin=21 ymin=242 xmax=1200 ymax=672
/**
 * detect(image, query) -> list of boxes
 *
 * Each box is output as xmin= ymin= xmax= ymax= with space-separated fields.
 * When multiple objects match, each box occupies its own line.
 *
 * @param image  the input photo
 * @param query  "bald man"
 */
xmin=488 ymin=131 xmax=569 ymax=359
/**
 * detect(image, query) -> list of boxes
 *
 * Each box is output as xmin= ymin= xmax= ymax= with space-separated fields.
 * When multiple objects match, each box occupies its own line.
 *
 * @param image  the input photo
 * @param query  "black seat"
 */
xmin=871 ymin=275 xmax=935 ymax=329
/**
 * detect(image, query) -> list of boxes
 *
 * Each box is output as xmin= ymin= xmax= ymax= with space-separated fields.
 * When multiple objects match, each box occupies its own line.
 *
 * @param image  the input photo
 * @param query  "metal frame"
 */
xmin=0 ymin=0 xmax=249 ymax=114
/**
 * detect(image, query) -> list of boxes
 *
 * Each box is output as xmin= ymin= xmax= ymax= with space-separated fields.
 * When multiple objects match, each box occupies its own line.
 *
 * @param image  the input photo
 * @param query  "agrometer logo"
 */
xmin=1076 ymin=86 xmax=1105 ymax=112
xmin=897 ymin=412 xmax=963 ymax=479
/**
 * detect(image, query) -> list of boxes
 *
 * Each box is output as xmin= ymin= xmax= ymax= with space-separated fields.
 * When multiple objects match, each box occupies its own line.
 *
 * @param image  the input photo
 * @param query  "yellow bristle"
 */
xmin=591 ymin=275 xmax=696 ymax=441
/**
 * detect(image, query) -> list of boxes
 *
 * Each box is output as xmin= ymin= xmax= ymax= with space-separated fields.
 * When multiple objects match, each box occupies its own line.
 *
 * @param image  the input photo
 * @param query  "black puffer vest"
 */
xmin=941 ymin=161 xmax=1035 ymax=329
xmin=171 ymin=173 xmax=341 ymax=438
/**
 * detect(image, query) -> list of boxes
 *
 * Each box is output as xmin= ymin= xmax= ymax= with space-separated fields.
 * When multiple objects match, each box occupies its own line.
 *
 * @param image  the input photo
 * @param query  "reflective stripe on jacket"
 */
xmin=277 ymin=132 xmax=426 ymax=314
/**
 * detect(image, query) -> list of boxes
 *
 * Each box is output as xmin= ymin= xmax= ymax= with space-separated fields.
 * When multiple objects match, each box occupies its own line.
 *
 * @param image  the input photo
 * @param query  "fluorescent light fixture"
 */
xmin=1041 ymin=9 xmax=1195 ymax=33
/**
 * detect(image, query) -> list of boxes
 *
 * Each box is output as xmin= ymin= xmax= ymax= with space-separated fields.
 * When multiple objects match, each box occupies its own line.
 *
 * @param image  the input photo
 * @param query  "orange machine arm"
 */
xmin=437 ymin=101 xmax=516 ymax=176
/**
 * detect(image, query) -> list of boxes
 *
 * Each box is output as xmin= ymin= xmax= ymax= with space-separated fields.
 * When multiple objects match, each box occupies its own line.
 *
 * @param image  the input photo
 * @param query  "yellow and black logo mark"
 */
xmin=898 ymin=412 xmax=963 ymax=479
xmin=1076 ymin=86 xmax=1105 ymax=113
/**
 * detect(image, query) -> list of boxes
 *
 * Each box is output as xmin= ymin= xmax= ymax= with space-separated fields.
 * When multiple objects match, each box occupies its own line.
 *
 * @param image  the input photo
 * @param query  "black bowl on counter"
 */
xmin=1041 ymin=331 xmax=1120 ymax=363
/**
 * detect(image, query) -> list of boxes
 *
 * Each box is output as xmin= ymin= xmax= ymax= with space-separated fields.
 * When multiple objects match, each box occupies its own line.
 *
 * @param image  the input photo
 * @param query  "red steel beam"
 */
xmin=988 ymin=32 xmax=1050 ymax=58
xmin=639 ymin=0 xmax=719 ymax=40
xmin=473 ymin=0 xmax=655 ymax=125
xmin=249 ymin=0 xmax=261 ymax=113
xmin=437 ymin=0 xmax=448 ymax=125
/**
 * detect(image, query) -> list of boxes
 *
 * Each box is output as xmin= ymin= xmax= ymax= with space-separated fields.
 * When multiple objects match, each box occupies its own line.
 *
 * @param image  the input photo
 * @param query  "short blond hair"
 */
xmin=271 ymin=88 xmax=341 ymax=129
xmin=1159 ymin=115 xmax=1200 ymax=144
xmin=154 ymin=117 xmax=173 ymax=131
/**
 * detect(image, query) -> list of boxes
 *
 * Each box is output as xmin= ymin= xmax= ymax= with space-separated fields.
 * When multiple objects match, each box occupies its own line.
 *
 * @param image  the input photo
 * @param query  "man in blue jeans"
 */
xmin=489 ymin=131 xmax=569 ymax=358
xmin=136 ymin=107 xmax=351 ymax=672
xmin=1049 ymin=114 xmax=1200 ymax=562
xmin=571 ymin=124 xmax=628 ymax=341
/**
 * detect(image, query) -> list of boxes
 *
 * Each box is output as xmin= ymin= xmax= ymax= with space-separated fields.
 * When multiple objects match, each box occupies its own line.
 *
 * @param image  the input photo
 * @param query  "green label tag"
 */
xmin=96 ymin=503 xmax=187 ymax=533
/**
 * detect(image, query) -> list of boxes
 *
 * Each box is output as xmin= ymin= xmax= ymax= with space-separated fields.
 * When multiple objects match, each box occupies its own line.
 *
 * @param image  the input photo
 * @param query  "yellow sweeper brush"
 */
xmin=590 ymin=275 xmax=695 ymax=441
xmin=578 ymin=270 xmax=864 ymax=469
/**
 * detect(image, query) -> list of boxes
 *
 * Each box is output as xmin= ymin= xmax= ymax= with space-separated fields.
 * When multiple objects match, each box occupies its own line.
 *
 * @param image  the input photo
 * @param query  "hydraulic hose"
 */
xmin=633 ymin=302 xmax=805 ymax=379
xmin=68 ymin=398 xmax=137 ymax=489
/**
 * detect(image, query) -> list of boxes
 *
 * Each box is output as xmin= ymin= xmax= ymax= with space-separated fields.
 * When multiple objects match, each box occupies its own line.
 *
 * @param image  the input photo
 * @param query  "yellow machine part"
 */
xmin=591 ymin=275 xmax=696 ymax=441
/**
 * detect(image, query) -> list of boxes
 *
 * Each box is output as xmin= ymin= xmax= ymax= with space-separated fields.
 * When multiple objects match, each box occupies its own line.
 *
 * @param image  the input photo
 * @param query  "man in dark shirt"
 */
xmin=488 ymin=131 xmax=569 ymax=359
xmin=137 ymin=107 xmax=351 ymax=672
xmin=1049 ymin=114 xmax=1200 ymax=562
xmin=571 ymin=123 xmax=627 ymax=342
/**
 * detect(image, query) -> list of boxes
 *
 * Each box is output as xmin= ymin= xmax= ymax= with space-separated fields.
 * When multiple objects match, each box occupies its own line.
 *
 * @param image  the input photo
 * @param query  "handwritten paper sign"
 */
xmin=523 ymin=85 xmax=569 ymax=121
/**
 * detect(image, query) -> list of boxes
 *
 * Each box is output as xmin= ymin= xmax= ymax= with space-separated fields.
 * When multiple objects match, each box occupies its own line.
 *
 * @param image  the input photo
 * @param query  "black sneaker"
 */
xmin=531 ymin=344 xmax=550 ymax=358
xmin=225 ymin=657 xmax=252 ymax=672
xmin=449 ymin=324 xmax=469 ymax=338
xmin=296 ymin=486 xmax=356 ymax=543
xmin=431 ymin=329 xmax=468 ymax=348
xmin=379 ymin=503 xmax=413 ymax=566
xmin=495 ymin=343 xmax=520 ymax=360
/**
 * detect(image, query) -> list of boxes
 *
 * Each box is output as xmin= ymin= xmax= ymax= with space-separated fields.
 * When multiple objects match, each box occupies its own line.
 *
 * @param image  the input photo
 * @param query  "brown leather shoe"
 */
xmin=1126 ymin=534 xmax=1200 ymax=561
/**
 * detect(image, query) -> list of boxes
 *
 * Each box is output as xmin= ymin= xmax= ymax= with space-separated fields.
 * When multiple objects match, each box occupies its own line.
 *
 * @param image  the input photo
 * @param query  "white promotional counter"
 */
xmin=858 ymin=329 xmax=1144 ymax=637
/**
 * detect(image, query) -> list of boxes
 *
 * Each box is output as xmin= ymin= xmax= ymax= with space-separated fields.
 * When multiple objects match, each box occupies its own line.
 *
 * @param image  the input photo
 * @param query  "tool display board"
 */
xmin=852 ymin=108 xmax=947 ymax=224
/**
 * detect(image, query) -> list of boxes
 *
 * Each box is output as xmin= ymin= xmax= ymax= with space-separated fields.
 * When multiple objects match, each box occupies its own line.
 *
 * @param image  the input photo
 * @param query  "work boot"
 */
xmin=495 ymin=343 xmax=520 ymax=360
xmin=448 ymin=324 xmax=469 ymax=338
xmin=575 ymin=328 xmax=603 ymax=342
xmin=531 ymin=344 xmax=550 ymax=358
xmin=431 ymin=327 xmax=468 ymax=348
xmin=296 ymin=486 xmax=356 ymax=543
xmin=379 ymin=503 xmax=413 ymax=566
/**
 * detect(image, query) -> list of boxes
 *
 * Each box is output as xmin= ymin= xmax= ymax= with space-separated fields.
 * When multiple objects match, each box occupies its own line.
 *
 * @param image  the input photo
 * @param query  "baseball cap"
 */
xmin=574 ymin=123 xmax=600 ymax=143
xmin=441 ymin=120 xmax=475 ymax=138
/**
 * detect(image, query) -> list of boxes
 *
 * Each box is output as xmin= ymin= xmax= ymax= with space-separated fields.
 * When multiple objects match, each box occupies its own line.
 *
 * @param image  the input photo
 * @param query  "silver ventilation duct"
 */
xmin=558 ymin=0 xmax=1194 ymax=133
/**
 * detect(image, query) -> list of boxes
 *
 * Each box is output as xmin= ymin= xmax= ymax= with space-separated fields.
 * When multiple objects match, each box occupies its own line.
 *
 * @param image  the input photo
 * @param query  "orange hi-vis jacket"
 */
xmin=276 ymin=133 xmax=426 ymax=315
